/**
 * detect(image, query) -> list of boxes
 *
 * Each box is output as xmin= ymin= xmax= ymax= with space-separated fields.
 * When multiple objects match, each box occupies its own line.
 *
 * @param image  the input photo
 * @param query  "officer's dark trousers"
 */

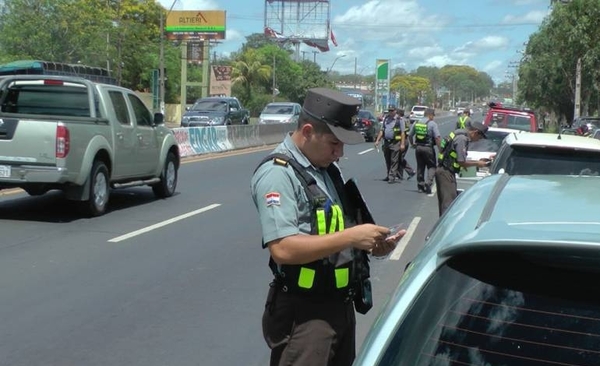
xmin=435 ymin=166 xmax=457 ymax=217
xmin=263 ymin=286 xmax=356 ymax=366
xmin=415 ymin=145 xmax=436 ymax=189
xmin=382 ymin=141 xmax=401 ymax=180
xmin=398 ymin=147 xmax=415 ymax=178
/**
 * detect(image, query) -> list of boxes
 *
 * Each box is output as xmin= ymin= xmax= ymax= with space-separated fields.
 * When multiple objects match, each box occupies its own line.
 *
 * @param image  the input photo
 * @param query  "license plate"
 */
xmin=0 ymin=165 xmax=10 ymax=178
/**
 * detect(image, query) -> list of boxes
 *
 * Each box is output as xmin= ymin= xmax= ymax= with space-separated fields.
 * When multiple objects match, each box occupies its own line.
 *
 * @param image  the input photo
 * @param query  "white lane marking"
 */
xmin=358 ymin=148 xmax=374 ymax=155
xmin=389 ymin=216 xmax=421 ymax=261
xmin=427 ymin=184 xmax=437 ymax=197
xmin=108 ymin=203 xmax=221 ymax=243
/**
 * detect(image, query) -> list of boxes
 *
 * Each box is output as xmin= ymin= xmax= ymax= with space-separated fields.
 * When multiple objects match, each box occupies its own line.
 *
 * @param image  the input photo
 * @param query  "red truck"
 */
xmin=483 ymin=102 xmax=541 ymax=132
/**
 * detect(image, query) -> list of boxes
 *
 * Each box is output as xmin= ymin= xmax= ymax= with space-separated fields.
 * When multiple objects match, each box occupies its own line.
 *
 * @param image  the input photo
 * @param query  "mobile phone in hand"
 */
xmin=387 ymin=223 xmax=405 ymax=241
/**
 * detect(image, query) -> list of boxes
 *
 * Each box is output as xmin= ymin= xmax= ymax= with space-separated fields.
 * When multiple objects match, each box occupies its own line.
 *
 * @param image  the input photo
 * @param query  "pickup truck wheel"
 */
xmin=242 ymin=116 xmax=249 ymax=125
xmin=84 ymin=161 xmax=109 ymax=217
xmin=152 ymin=152 xmax=178 ymax=198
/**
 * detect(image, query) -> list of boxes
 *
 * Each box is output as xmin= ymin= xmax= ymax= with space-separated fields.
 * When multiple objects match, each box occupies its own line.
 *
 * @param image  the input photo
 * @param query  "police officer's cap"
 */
xmin=425 ymin=108 xmax=435 ymax=116
xmin=302 ymin=87 xmax=364 ymax=145
xmin=387 ymin=105 xmax=395 ymax=111
xmin=469 ymin=121 xmax=488 ymax=139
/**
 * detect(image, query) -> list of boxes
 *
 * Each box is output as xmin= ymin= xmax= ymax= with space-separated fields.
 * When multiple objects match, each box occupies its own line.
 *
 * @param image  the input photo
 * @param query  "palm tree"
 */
xmin=231 ymin=49 xmax=271 ymax=105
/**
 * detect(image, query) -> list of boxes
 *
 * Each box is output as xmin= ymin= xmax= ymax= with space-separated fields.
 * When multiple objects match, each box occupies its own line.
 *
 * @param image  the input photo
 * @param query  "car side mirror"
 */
xmin=230 ymin=107 xmax=238 ymax=112
xmin=153 ymin=112 xmax=164 ymax=125
xmin=185 ymin=106 xmax=190 ymax=111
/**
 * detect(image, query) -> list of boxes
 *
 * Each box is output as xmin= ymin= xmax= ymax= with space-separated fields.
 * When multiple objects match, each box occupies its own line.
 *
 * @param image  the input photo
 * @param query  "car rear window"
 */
xmin=488 ymin=112 xmax=532 ymax=131
xmin=378 ymin=252 xmax=600 ymax=366
xmin=468 ymin=130 xmax=510 ymax=152
xmin=412 ymin=106 xmax=427 ymax=112
xmin=495 ymin=145 xmax=600 ymax=175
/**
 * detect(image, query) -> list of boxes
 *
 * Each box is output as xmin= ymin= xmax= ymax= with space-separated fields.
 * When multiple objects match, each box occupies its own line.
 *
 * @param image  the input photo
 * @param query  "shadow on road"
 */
xmin=0 ymin=189 xmax=178 ymax=223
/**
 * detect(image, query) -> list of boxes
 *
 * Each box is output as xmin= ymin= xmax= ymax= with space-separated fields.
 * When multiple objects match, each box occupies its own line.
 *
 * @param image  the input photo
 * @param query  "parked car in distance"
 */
xmin=181 ymin=96 xmax=249 ymax=127
xmin=353 ymin=109 xmax=378 ymax=142
xmin=258 ymin=102 xmax=301 ymax=124
xmin=483 ymin=102 xmax=539 ymax=132
xmin=409 ymin=105 xmax=428 ymax=124
xmin=460 ymin=127 xmax=524 ymax=178
xmin=571 ymin=116 xmax=600 ymax=131
xmin=354 ymin=174 xmax=600 ymax=366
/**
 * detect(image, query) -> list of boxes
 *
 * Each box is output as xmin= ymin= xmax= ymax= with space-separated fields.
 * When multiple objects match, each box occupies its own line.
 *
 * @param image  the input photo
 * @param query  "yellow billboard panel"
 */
xmin=165 ymin=10 xmax=226 ymax=40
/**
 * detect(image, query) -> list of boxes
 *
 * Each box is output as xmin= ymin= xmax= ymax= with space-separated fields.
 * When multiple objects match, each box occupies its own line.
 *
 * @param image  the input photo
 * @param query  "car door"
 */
xmin=127 ymin=93 xmax=160 ymax=175
xmin=229 ymin=99 xmax=242 ymax=124
xmin=107 ymin=90 xmax=136 ymax=178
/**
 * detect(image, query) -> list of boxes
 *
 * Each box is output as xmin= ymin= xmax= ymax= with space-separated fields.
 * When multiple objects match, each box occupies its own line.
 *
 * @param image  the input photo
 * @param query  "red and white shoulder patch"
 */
xmin=265 ymin=192 xmax=281 ymax=206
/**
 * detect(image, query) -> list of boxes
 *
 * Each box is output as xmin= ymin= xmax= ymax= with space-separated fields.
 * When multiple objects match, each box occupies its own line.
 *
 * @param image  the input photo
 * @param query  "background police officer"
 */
xmin=251 ymin=88 xmax=405 ymax=366
xmin=457 ymin=108 xmax=472 ymax=129
xmin=396 ymin=108 xmax=416 ymax=180
xmin=408 ymin=108 xmax=441 ymax=194
xmin=435 ymin=121 xmax=490 ymax=216
xmin=374 ymin=106 xmax=404 ymax=183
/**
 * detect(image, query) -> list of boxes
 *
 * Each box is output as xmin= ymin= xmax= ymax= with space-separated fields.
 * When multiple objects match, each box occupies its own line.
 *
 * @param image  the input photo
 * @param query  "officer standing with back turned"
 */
xmin=408 ymin=108 xmax=441 ymax=194
xmin=374 ymin=106 xmax=404 ymax=183
xmin=251 ymin=88 xmax=406 ymax=366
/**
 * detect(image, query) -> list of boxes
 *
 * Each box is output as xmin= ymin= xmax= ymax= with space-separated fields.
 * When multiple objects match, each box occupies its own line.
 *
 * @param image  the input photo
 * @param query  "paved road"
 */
xmin=0 ymin=115 xmax=456 ymax=366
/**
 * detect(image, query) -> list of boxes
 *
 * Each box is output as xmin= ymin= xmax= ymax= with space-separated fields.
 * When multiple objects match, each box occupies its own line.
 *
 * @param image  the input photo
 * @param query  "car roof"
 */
xmin=356 ymin=174 xmax=600 ymax=364
xmin=503 ymin=132 xmax=600 ymax=150
xmin=431 ymin=174 xmax=600 ymax=252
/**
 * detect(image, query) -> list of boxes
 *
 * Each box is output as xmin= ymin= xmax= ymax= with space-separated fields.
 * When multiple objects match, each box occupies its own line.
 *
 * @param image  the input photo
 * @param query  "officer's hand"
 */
xmin=477 ymin=159 xmax=491 ymax=168
xmin=372 ymin=229 xmax=406 ymax=257
xmin=347 ymin=224 xmax=389 ymax=251
xmin=400 ymin=144 xmax=405 ymax=151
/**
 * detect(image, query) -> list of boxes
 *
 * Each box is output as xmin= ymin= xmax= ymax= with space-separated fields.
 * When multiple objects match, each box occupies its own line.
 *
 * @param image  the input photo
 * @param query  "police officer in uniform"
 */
xmin=408 ymin=108 xmax=441 ymax=194
xmin=435 ymin=121 xmax=490 ymax=216
xmin=374 ymin=106 xmax=404 ymax=183
xmin=396 ymin=109 xmax=416 ymax=180
xmin=251 ymin=88 xmax=406 ymax=366
xmin=456 ymin=108 xmax=472 ymax=129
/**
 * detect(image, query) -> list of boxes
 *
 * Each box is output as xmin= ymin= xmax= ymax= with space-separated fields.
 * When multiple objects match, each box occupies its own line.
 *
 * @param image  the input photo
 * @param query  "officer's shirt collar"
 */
xmin=282 ymin=133 xmax=317 ymax=170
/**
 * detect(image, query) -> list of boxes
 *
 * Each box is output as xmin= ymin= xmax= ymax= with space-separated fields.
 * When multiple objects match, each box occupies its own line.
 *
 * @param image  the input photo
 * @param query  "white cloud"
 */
xmin=160 ymin=0 xmax=219 ymax=10
xmin=474 ymin=36 xmax=510 ymax=49
xmin=502 ymin=10 xmax=548 ymax=24
xmin=484 ymin=60 xmax=504 ymax=73
xmin=224 ymin=29 xmax=243 ymax=42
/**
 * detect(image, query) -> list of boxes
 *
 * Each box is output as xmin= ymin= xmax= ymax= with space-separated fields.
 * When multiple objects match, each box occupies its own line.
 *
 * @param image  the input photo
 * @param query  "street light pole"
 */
xmin=327 ymin=54 xmax=346 ymax=74
xmin=159 ymin=1 xmax=178 ymax=114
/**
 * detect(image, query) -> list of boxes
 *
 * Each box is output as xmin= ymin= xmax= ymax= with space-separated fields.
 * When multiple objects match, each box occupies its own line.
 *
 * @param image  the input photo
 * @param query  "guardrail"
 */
xmin=172 ymin=124 xmax=297 ymax=158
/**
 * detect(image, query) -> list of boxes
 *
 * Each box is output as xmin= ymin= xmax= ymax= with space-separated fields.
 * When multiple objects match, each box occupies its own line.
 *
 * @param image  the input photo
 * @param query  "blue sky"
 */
xmin=159 ymin=0 xmax=551 ymax=84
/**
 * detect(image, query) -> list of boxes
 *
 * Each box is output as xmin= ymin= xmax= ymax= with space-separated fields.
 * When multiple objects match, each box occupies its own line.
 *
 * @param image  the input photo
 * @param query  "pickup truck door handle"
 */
xmin=137 ymin=134 xmax=143 ymax=140
xmin=116 ymin=132 xmax=124 ymax=140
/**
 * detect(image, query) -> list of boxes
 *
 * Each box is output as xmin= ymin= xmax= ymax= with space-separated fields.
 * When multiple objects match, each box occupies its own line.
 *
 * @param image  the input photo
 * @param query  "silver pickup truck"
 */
xmin=0 ymin=75 xmax=180 ymax=216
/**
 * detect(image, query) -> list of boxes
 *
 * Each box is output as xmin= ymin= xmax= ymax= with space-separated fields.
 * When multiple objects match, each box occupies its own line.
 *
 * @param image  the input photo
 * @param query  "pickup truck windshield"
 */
xmin=494 ymin=145 xmax=600 ymax=176
xmin=191 ymin=100 xmax=227 ymax=111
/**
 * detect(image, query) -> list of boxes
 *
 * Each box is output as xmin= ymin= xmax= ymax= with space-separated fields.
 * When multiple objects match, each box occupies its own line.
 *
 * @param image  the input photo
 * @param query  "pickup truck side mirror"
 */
xmin=154 ymin=112 xmax=165 ymax=125
xmin=185 ymin=106 xmax=191 ymax=111
xmin=230 ymin=107 xmax=238 ymax=112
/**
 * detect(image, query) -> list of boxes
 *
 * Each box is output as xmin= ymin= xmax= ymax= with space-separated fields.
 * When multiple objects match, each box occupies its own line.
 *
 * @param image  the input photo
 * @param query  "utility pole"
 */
xmin=574 ymin=57 xmax=582 ymax=119
xmin=354 ymin=57 xmax=357 ymax=89
xmin=159 ymin=1 xmax=179 ymax=115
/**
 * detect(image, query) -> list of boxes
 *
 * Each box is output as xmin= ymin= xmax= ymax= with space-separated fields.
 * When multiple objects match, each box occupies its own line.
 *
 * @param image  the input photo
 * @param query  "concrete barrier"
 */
xmin=172 ymin=123 xmax=295 ymax=158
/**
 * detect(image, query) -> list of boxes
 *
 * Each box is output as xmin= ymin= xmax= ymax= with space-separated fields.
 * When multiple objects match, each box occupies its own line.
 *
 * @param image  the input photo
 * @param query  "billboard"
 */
xmin=166 ymin=11 xmax=226 ymax=41
xmin=375 ymin=59 xmax=390 ymax=112
xmin=210 ymin=65 xmax=232 ymax=96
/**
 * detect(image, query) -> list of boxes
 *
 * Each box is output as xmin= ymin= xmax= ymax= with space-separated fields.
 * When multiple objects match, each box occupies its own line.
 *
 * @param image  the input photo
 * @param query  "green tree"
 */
xmin=231 ymin=48 xmax=272 ymax=106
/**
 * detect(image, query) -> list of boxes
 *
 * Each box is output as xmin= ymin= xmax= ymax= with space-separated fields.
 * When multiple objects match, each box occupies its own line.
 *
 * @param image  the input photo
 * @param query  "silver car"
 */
xmin=355 ymin=174 xmax=600 ymax=365
xmin=258 ymin=102 xmax=301 ymax=124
